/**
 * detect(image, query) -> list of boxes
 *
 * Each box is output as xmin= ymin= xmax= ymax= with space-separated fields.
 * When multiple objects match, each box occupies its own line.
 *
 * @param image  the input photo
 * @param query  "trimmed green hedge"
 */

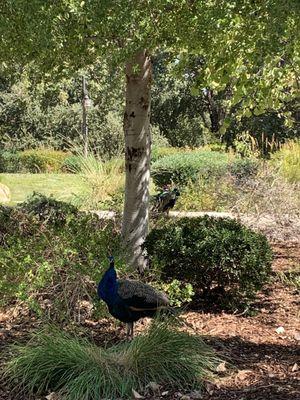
xmin=152 ymin=151 xmax=230 ymax=186
xmin=18 ymin=149 xmax=70 ymax=173
xmin=0 ymin=149 xmax=71 ymax=173
xmin=144 ymin=216 xmax=272 ymax=307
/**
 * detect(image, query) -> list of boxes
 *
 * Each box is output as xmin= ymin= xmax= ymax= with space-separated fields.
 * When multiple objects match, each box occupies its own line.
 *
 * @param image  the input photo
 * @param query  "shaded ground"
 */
xmin=0 ymin=244 xmax=299 ymax=400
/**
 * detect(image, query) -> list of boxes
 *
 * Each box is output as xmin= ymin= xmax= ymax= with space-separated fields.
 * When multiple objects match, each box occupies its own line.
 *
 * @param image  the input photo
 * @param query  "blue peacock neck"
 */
xmin=97 ymin=261 xmax=119 ymax=305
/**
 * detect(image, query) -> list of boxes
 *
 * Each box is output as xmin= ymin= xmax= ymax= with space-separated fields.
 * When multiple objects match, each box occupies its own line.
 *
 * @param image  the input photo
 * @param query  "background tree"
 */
xmin=0 ymin=63 xmax=124 ymax=156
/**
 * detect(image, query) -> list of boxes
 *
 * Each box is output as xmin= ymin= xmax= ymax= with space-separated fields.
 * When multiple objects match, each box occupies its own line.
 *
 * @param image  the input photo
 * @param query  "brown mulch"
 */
xmin=0 ymin=244 xmax=299 ymax=400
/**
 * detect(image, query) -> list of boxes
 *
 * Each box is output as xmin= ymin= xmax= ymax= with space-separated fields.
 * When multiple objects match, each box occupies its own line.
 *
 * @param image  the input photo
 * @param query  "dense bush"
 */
xmin=152 ymin=151 xmax=230 ymax=186
xmin=0 ymin=150 xmax=20 ymax=172
xmin=144 ymin=217 xmax=272 ymax=307
xmin=0 ymin=65 xmax=125 ymax=157
xmin=17 ymin=149 xmax=70 ymax=173
xmin=18 ymin=193 xmax=78 ymax=224
xmin=204 ymin=143 xmax=227 ymax=152
xmin=0 ymin=194 xmax=196 ymax=319
xmin=154 ymin=279 xmax=195 ymax=307
xmin=150 ymin=146 xmax=215 ymax=163
xmin=0 ymin=149 xmax=70 ymax=173
xmin=229 ymin=157 xmax=260 ymax=182
xmin=0 ymin=194 xmax=124 ymax=320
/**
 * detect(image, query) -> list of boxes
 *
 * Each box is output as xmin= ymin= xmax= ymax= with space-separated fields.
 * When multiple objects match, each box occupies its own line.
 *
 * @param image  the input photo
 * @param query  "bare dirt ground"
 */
xmin=0 ymin=243 xmax=299 ymax=400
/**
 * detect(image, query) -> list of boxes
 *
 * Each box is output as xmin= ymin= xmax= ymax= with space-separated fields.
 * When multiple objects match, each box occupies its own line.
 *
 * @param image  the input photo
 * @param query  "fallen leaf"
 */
xmin=45 ymin=393 xmax=58 ymax=400
xmin=234 ymin=369 xmax=252 ymax=383
xmin=147 ymin=381 xmax=161 ymax=392
xmin=216 ymin=361 xmax=227 ymax=372
xmin=292 ymin=363 xmax=298 ymax=372
xmin=205 ymin=382 xmax=214 ymax=395
xmin=294 ymin=332 xmax=300 ymax=341
xmin=0 ymin=313 xmax=9 ymax=323
xmin=180 ymin=396 xmax=191 ymax=400
xmin=275 ymin=326 xmax=285 ymax=334
xmin=162 ymin=391 xmax=169 ymax=396
xmin=189 ymin=390 xmax=202 ymax=399
xmin=132 ymin=389 xmax=144 ymax=399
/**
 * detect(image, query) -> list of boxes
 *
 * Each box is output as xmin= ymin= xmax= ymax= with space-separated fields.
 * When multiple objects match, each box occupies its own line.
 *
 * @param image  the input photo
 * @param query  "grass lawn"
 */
xmin=0 ymin=173 xmax=89 ymax=205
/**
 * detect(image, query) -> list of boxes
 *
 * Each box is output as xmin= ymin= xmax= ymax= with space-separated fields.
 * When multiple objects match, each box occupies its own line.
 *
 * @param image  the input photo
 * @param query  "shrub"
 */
xmin=203 ymin=143 xmax=227 ymax=152
xmin=176 ymin=175 xmax=236 ymax=212
xmin=224 ymin=112 xmax=297 ymax=156
xmin=230 ymin=164 xmax=300 ymax=242
xmin=152 ymin=151 xmax=230 ymax=186
xmin=4 ymin=321 xmax=218 ymax=399
xmin=154 ymin=279 xmax=195 ymax=307
xmin=151 ymin=125 xmax=170 ymax=148
xmin=144 ymin=217 xmax=273 ymax=307
xmin=0 ymin=150 xmax=20 ymax=172
xmin=0 ymin=194 xmax=124 ymax=319
xmin=17 ymin=149 xmax=70 ymax=173
xmin=275 ymin=268 xmax=300 ymax=291
xmin=229 ymin=158 xmax=260 ymax=182
xmin=18 ymin=193 xmax=78 ymax=225
xmin=151 ymin=146 xmax=184 ymax=163
xmin=271 ymin=140 xmax=300 ymax=183
xmin=151 ymin=146 xmax=209 ymax=163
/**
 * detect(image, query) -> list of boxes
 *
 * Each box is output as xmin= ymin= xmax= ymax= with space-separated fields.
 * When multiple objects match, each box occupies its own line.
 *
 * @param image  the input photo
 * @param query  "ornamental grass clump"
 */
xmin=3 ymin=321 xmax=219 ymax=400
xmin=65 ymin=152 xmax=124 ymax=209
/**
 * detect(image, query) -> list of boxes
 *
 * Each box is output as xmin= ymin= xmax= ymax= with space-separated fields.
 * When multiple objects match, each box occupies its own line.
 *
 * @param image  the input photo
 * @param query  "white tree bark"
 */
xmin=122 ymin=50 xmax=152 ymax=272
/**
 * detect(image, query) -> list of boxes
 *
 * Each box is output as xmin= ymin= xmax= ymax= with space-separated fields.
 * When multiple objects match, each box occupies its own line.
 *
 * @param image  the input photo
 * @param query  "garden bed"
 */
xmin=0 ymin=243 xmax=299 ymax=400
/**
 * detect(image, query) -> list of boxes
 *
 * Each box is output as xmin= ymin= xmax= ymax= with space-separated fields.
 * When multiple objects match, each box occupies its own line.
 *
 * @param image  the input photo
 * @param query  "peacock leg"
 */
xmin=126 ymin=323 xmax=130 ymax=339
xmin=126 ymin=322 xmax=134 ymax=339
xmin=130 ymin=322 xmax=134 ymax=338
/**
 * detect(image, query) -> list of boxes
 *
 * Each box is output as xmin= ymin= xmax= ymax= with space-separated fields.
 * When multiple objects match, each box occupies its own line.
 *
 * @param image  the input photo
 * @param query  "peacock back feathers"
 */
xmin=118 ymin=279 xmax=169 ymax=306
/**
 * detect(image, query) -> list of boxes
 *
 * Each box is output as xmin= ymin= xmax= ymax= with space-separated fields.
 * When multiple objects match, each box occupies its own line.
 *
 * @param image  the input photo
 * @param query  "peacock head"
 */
xmin=108 ymin=255 xmax=114 ymax=266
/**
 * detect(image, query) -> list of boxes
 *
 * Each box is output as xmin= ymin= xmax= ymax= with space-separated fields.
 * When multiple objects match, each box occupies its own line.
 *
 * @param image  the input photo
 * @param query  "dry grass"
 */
xmin=271 ymin=140 xmax=300 ymax=183
xmin=231 ymin=164 xmax=299 ymax=215
xmin=232 ymin=164 xmax=300 ymax=242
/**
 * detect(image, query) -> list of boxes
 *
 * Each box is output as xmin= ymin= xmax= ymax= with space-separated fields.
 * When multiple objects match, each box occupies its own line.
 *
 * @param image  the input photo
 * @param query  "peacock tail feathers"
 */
xmin=118 ymin=279 xmax=169 ymax=306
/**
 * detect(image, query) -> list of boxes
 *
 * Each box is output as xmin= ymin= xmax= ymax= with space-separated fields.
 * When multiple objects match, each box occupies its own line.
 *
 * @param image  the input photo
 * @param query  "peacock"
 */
xmin=97 ymin=256 xmax=169 ymax=338
xmin=152 ymin=187 xmax=180 ymax=215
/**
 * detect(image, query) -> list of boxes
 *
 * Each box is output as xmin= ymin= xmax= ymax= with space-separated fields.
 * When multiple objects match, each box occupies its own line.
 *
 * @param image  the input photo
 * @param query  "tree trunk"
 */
xmin=122 ymin=50 xmax=152 ymax=273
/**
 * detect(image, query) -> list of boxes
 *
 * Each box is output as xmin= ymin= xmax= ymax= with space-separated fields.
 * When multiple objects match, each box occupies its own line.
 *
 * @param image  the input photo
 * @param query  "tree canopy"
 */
xmin=1 ymin=0 xmax=299 ymax=116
